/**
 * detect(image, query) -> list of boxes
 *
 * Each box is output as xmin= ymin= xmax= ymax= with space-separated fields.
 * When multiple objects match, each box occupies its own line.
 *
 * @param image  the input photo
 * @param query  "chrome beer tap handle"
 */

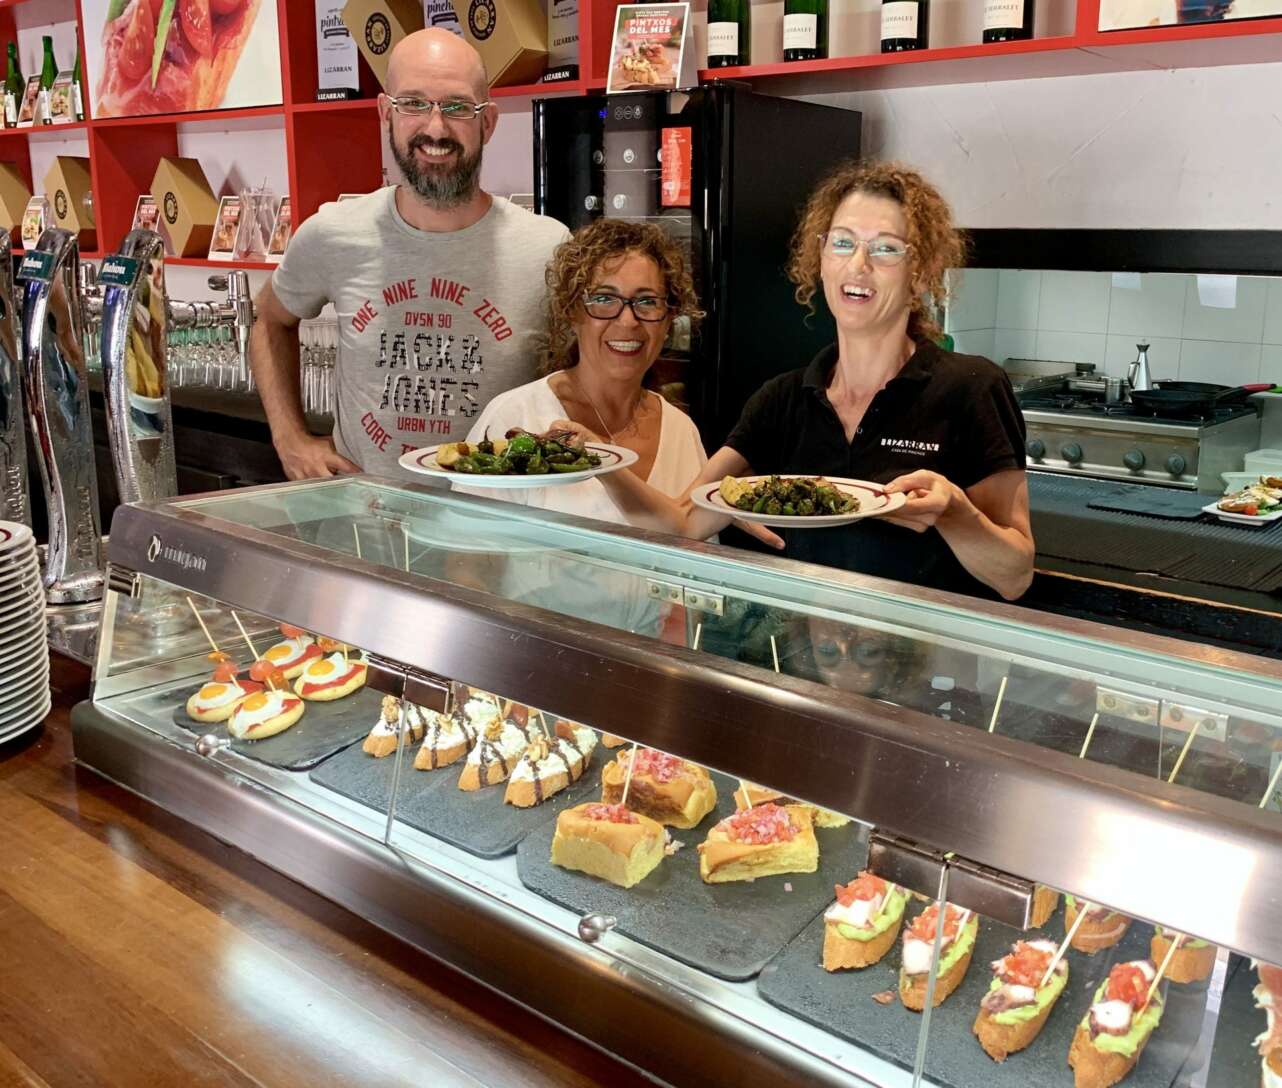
xmin=0 ymin=227 xmax=30 ymax=527
xmin=19 ymin=228 xmax=103 ymax=604
xmin=99 ymin=230 xmax=178 ymax=505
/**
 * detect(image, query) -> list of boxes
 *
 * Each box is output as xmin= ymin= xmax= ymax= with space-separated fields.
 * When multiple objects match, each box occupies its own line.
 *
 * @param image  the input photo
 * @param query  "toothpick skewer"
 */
xmin=535 ymin=709 xmax=550 ymax=737
xmin=770 ymin=635 xmax=781 ymax=674
xmin=739 ymin=781 xmax=753 ymax=812
xmin=1079 ymin=713 xmax=1100 ymax=760
xmin=692 ymin=622 xmax=702 ymax=652
xmin=185 ymin=597 xmax=221 ymax=653
xmin=987 ymin=674 xmax=1009 ymax=734
xmin=1166 ymin=720 xmax=1201 ymax=785
xmin=229 ymin=610 xmax=259 ymax=660
xmin=352 ymin=524 xmax=362 ymax=560
xmin=1145 ymin=929 xmax=1182 ymax=1008
xmin=620 ymin=742 xmax=639 ymax=807
xmin=1040 ymin=902 xmax=1090 ymax=987
xmin=1259 ymin=759 xmax=1282 ymax=810
xmin=404 ymin=524 xmax=410 ymax=572
xmin=501 ymin=699 xmax=512 ymax=719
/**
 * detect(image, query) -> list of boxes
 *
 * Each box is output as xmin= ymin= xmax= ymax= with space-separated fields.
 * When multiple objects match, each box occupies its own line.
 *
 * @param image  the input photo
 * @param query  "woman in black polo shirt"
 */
xmin=710 ymin=160 xmax=1032 ymax=601
xmin=550 ymin=160 xmax=1032 ymax=601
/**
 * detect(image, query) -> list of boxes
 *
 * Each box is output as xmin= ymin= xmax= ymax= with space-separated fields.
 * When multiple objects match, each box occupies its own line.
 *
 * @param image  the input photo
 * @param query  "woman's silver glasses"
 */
xmin=819 ymin=230 xmax=911 ymax=266
xmin=582 ymin=292 xmax=672 ymax=322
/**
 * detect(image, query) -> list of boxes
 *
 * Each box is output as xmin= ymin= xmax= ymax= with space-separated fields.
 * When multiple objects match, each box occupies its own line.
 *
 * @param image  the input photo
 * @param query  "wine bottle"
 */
xmin=983 ymin=0 xmax=1033 ymax=41
xmin=880 ymin=0 xmax=929 ymax=52
xmin=783 ymin=0 xmax=827 ymax=61
xmin=3 ymin=44 xmax=22 ymax=129
xmin=37 ymin=36 xmax=56 ymax=126
xmin=706 ymin=0 xmax=750 ymax=67
xmin=71 ymin=43 xmax=83 ymax=121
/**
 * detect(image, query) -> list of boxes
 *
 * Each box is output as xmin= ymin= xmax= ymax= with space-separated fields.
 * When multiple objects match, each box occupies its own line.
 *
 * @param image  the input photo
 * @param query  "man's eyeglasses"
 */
xmin=384 ymin=96 xmax=492 ymax=120
xmin=582 ymin=292 xmax=671 ymax=322
xmin=819 ymin=230 xmax=911 ymax=266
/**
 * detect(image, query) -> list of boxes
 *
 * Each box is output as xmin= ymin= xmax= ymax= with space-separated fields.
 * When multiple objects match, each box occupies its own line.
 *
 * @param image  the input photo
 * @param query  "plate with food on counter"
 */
xmin=398 ymin=427 xmax=638 ymax=489
xmin=1204 ymin=476 xmax=1282 ymax=525
xmin=691 ymin=475 xmax=906 ymax=528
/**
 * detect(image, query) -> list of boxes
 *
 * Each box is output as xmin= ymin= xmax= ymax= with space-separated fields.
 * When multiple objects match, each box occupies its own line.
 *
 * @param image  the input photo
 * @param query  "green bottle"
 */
xmin=3 ymin=44 xmax=22 ymax=129
xmin=707 ymin=0 xmax=751 ymax=66
xmin=38 ymin=36 xmax=55 ymax=126
xmin=783 ymin=0 xmax=828 ymax=61
xmin=71 ymin=44 xmax=83 ymax=121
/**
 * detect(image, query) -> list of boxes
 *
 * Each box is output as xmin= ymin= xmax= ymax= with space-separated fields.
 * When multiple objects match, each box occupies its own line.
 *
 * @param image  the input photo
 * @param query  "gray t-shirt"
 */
xmin=271 ymin=187 xmax=570 ymax=476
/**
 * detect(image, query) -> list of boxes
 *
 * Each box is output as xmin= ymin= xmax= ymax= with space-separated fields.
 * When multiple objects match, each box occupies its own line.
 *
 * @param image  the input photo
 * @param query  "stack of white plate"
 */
xmin=0 ymin=521 xmax=49 ymax=743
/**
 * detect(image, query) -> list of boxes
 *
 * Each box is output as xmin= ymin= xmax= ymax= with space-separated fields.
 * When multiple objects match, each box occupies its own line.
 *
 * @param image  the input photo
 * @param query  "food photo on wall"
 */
xmin=84 ymin=0 xmax=282 ymax=117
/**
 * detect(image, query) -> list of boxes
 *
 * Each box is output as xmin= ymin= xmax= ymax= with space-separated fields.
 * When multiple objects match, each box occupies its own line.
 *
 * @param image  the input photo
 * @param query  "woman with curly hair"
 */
xmin=688 ymin=160 xmax=1034 ymax=600
xmin=464 ymin=217 xmax=708 ymax=529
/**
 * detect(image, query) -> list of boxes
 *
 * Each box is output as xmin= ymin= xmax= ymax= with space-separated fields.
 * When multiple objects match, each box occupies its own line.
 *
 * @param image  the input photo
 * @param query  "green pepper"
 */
xmin=764 ymin=499 xmax=782 ymax=516
xmin=527 ymin=455 xmax=548 ymax=474
xmin=453 ymin=457 xmax=477 ymax=474
xmin=782 ymin=503 xmax=795 ymax=516
xmin=507 ymin=433 xmax=538 ymax=456
xmin=796 ymin=499 xmax=815 ymax=516
xmin=552 ymin=458 xmax=592 ymax=473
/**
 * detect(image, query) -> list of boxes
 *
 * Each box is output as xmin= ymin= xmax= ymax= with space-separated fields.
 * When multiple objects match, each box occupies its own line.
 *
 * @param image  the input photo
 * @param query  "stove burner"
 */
xmin=1018 ymin=392 xmax=1253 ymax=424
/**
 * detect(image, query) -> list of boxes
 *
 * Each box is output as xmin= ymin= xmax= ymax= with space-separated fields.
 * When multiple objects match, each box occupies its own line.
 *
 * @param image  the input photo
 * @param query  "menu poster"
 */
xmin=132 ymin=194 xmax=159 ymax=233
xmin=16 ymin=75 xmax=40 ymax=128
xmin=267 ymin=196 xmax=292 ymax=261
xmin=83 ymin=0 xmax=282 ymax=118
xmin=1098 ymin=0 xmax=1282 ymax=28
xmin=20 ymin=196 xmax=47 ymax=248
xmin=208 ymin=196 xmax=242 ymax=261
xmin=607 ymin=4 xmax=692 ymax=93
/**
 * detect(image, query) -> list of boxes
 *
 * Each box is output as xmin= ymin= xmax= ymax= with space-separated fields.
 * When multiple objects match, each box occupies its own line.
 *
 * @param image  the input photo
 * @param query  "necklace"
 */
xmin=573 ymin=371 xmax=645 ymax=444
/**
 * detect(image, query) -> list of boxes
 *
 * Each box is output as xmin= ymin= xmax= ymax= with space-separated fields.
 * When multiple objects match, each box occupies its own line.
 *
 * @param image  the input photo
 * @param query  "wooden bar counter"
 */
xmin=0 ymin=656 xmax=654 ymax=1088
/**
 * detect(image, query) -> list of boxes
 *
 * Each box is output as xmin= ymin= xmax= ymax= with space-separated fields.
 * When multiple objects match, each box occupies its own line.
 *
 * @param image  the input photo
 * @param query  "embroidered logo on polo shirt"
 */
xmin=881 ymin=437 xmax=940 ymax=454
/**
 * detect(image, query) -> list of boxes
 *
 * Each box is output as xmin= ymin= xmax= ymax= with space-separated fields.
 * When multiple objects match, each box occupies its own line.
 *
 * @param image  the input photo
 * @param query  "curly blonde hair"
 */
xmin=787 ymin=160 xmax=968 ymax=342
xmin=539 ymin=219 xmax=703 ymax=375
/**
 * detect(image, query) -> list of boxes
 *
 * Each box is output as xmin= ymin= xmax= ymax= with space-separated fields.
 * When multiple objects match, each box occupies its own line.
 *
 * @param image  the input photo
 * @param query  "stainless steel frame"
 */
xmin=98 ymin=477 xmax=1282 ymax=967
xmin=0 ymin=227 xmax=29 ymax=527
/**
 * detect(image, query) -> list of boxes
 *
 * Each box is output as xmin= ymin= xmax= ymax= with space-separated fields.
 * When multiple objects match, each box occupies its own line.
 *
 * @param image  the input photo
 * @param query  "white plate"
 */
xmin=690 ymin=476 xmax=907 ymax=528
xmin=0 ymin=650 xmax=51 ymax=687
xmin=0 ymin=625 xmax=50 ymax=661
xmin=1203 ymin=499 xmax=1282 ymax=527
xmin=0 ymin=678 xmax=51 ymax=720
xmin=0 ymin=692 xmax=51 ymax=733
xmin=0 ymin=522 xmax=34 ymax=555
xmin=398 ymin=442 xmax=639 ymax=489
xmin=0 ymin=592 xmax=45 ymax=624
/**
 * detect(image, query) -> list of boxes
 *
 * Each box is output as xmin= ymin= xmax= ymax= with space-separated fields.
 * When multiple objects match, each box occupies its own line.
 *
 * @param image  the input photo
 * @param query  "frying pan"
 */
xmin=1130 ymin=381 xmax=1273 ymax=417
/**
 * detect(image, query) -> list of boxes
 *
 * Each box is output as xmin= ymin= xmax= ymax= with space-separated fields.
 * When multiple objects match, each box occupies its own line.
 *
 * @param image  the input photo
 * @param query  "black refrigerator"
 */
xmin=533 ymin=85 xmax=862 ymax=447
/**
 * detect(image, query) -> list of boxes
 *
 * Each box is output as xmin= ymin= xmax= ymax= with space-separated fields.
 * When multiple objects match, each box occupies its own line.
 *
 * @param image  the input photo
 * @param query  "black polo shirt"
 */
xmin=724 ymin=338 xmax=1026 ymax=598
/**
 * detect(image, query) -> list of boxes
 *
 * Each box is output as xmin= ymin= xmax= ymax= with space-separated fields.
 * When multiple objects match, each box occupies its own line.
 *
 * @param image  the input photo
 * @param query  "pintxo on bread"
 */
xmin=363 ymin=695 xmax=429 ymax=758
xmin=551 ymin=802 xmax=667 ymax=888
xmin=294 ymin=648 xmax=368 ymax=702
xmin=227 ymin=686 xmax=305 ymax=741
xmin=1149 ymin=927 xmax=1216 ymax=985
xmin=697 ymin=802 xmax=818 ymax=884
xmin=458 ymin=713 xmax=533 ymax=791
xmin=413 ymin=706 xmax=479 ymax=770
xmin=1065 ymin=896 xmax=1132 ymax=954
xmin=504 ymin=721 xmax=597 ymax=808
xmin=823 ymin=872 xmax=908 ymax=971
xmin=899 ymin=903 xmax=979 ymax=1011
xmin=973 ymin=938 xmax=1068 ymax=1062
xmin=185 ymin=652 xmax=263 ymax=723
xmin=600 ymin=748 xmax=718 ymax=829
xmin=260 ymin=624 xmax=324 ymax=679
xmin=734 ymin=779 xmax=852 ymax=829
xmin=1068 ymin=960 xmax=1163 ymax=1088
xmin=1256 ymin=962 xmax=1282 ymax=1088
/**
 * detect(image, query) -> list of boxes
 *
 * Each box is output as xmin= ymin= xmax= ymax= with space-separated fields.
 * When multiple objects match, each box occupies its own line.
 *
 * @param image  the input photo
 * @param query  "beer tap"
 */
xmin=19 ymin=227 xmax=103 ymax=604
xmin=0 ymin=227 xmax=31 ymax=527
xmin=206 ymin=270 xmax=255 ymax=385
xmin=98 ymin=230 xmax=177 ymax=504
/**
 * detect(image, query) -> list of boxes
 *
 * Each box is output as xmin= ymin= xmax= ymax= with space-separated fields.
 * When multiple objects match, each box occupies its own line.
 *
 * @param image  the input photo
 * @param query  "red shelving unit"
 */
xmin=0 ymin=0 xmax=1277 ymax=260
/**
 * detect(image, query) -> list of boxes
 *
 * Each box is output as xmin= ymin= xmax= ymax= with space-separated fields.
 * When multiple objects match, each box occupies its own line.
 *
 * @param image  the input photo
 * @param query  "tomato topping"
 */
xmin=908 ymin=904 xmax=966 ymax=943
xmin=835 ymin=872 xmax=887 ymax=908
xmin=997 ymin=942 xmax=1054 ymax=988
xmin=117 ymin=0 xmax=154 ymax=83
xmin=627 ymin=748 xmax=685 ymax=783
xmin=721 ymin=802 xmax=797 ymax=844
xmin=1245 ymin=504 xmax=1260 ymax=516
xmin=582 ymin=803 xmax=637 ymax=824
xmin=209 ymin=0 xmax=244 ymax=15
xmin=1105 ymin=963 xmax=1151 ymax=1008
xmin=299 ymin=663 xmax=365 ymax=694
xmin=248 ymin=658 xmax=273 ymax=681
xmin=316 ymin=636 xmax=341 ymax=653
xmin=207 ymin=650 xmax=231 ymax=664
xmin=212 ymin=661 xmax=239 ymax=683
xmin=181 ymin=0 xmax=213 ymax=56
xmin=279 ymin=623 xmax=306 ymax=638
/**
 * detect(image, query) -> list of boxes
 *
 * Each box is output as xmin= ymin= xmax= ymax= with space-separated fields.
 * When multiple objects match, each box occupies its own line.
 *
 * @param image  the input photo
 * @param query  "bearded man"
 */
xmin=250 ymin=29 xmax=569 ymax=479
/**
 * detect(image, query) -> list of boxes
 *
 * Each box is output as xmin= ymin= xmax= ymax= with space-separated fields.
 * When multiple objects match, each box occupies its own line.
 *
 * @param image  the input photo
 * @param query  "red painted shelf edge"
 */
xmin=91 ymin=104 xmax=286 ymax=128
xmin=289 ymin=97 xmax=380 ymax=113
xmin=166 ymin=257 xmax=278 ymax=269
xmin=0 ymin=120 xmax=90 ymax=137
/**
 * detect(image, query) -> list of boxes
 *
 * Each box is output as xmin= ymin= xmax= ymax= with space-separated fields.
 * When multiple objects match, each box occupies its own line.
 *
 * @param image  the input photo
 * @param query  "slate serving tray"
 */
xmin=309 ymin=735 xmax=603 ymax=859
xmin=759 ymin=905 xmax=1217 ymax=1088
xmin=1207 ymin=954 xmax=1264 ymax=1088
xmin=515 ymin=772 xmax=870 ymax=982
xmin=163 ymin=682 xmax=382 ymax=771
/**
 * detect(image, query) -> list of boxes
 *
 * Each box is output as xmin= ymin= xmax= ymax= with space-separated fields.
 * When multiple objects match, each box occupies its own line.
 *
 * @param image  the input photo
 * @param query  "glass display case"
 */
xmin=78 ymin=475 xmax=1282 ymax=1088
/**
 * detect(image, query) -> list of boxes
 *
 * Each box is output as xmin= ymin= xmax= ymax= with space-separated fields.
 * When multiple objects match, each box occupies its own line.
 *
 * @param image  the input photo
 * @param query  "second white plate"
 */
xmin=691 ymin=476 xmax=906 ymax=528
xmin=399 ymin=442 xmax=639 ymax=489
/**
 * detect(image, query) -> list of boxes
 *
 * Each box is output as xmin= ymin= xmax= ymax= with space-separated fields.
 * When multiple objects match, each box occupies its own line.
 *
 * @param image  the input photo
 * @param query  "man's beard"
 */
xmin=390 ymin=126 xmax=483 ymax=209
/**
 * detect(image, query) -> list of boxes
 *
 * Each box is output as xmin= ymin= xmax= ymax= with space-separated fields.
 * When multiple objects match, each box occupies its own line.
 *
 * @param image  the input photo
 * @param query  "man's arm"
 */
xmin=250 ymin=280 xmax=358 ymax=480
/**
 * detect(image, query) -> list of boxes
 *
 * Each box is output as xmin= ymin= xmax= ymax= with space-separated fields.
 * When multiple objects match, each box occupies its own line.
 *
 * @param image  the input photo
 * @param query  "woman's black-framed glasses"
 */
xmin=384 ymin=96 xmax=492 ymax=120
xmin=582 ymin=292 xmax=672 ymax=322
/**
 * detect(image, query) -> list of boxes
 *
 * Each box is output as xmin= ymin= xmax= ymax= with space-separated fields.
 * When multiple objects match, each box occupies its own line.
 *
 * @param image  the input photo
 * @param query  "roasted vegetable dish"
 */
xmin=718 ymin=475 xmax=859 ymax=516
xmin=436 ymin=428 xmax=604 ymax=475
xmin=1218 ymin=476 xmax=1282 ymax=516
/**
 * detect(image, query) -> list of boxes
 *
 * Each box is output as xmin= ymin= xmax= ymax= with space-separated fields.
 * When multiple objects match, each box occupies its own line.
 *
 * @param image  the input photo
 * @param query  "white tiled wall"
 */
xmin=945 ymin=268 xmax=1282 ymax=385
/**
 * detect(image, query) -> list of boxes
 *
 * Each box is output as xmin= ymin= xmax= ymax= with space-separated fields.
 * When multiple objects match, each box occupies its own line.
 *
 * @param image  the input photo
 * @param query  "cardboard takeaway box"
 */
xmin=150 ymin=157 xmax=219 ymax=257
xmin=341 ymin=0 xmax=423 ymax=89
xmin=452 ymin=0 xmax=546 ymax=86
xmin=0 ymin=162 xmax=31 ymax=239
xmin=43 ymin=156 xmax=95 ymax=249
